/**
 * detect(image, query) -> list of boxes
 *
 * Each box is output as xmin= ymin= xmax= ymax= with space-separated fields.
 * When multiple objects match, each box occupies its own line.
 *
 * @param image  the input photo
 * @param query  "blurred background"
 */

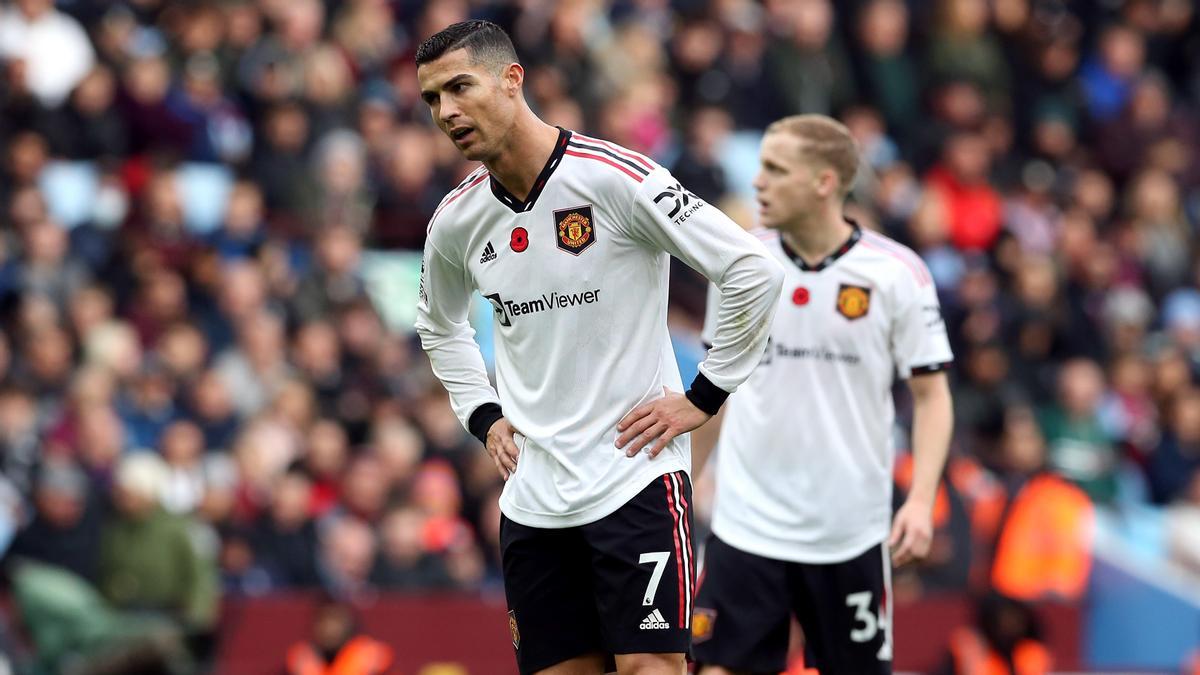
xmin=0 ymin=0 xmax=1198 ymax=673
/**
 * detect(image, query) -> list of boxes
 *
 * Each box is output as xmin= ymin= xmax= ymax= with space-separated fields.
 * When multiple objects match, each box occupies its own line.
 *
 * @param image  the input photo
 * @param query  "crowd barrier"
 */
xmin=216 ymin=593 xmax=1083 ymax=674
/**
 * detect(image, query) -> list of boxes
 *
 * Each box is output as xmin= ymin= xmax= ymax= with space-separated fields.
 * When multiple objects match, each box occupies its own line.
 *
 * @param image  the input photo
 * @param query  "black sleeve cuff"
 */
xmin=685 ymin=372 xmax=730 ymax=416
xmin=467 ymin=402 xmax=504 ymax=444
xmin=910 ymin=361 xmax=953 ymax=377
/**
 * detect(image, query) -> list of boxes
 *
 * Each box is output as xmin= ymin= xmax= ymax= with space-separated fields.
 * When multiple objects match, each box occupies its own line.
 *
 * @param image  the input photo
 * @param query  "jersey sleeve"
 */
xmin=890 ymin=264 xmax=954 ymax=379
xmin=627 ymin=167 xmax=784 ymax=413
xmin=700 ymin=282 xmax=720 ymax=349
xmin=414 ymin=235 xmax=503 ymax=441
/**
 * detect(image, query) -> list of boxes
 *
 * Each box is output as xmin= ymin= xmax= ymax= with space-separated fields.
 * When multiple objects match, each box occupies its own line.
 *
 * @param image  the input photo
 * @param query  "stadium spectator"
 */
xmin=938 ymin=593 xmax=1051 ymax=675
xmin=292 ymin=224 xmax=368 ymax=323
xmin=925 ymin=131 xmax=1004 ymax=252
xmin=1148 ymin=388 xmax=1200 ymax=504
xmin=1039 ymin=359 xmax=1120 ymax=504
xmin=208 ymin=180 xmax=266 ymax=262
xmin=0 ymin=385 xmax=38 ymax=480
xmin=766 ymin=0 xmax=856 ymax=117
xmin=99 ymin=453 xmax=219 ymax=645
xmin=372 ymin=504 xmax=451 ymax=590
xmin=284 ymin=598 xmax=393 ymax=675
xmin=990 ymin=407 xmax=1095 ymax=602
xmin=317 ymin=516 xmax=377 ymax=600
xmin=38 ymin=65 xmax=128 ymax=161
xmin=252 ymin=466 xmax=321 ymax=589
xmin=926 ymin=0 xmax=1012 ymax=111
xmin=0 ymin=0 xmax=95 ymax=107
xmin=7 ymin=459 xmax=102 ymax=582
xmin=851 ymin=0 xmax=919 ymax=141
xmin=250 ymin=102 xmax=314 ymax=230
xmin=1080 ymin=23 xmax=1146 ymax=123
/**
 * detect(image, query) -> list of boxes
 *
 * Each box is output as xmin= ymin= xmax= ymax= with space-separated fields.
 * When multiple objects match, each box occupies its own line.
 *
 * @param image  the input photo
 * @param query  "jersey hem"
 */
xmin=711 ymin=520 xmax=888 ymax=565
xmin=498 ymin=456 xmax=689 ymax=529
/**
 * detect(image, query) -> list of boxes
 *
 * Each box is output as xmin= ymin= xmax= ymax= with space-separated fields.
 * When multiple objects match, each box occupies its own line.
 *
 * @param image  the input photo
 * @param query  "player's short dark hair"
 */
xmin=767 ymin=115 xmax=860 ymax=197
xmin=415 ymin=20 xmax=519 ymax=72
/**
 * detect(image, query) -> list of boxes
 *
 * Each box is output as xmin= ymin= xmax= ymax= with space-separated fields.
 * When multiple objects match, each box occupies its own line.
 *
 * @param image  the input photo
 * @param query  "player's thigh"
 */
xmin=583 ymin=471 xmax=694 ymax=656
xmin=613 ymin=651 xmax=686 ymax=674
xmin=533 ymin=653 xmax=606 ymax=675
xmin=501 ymin=516 xmax=606 ymax=675
xmin=696 ymin=667 xmax=747 ymax=675
xmin=692 ymin=535 xmax=791 ymax=674
xmin=787 ymin=543 xmax=892 ymax=675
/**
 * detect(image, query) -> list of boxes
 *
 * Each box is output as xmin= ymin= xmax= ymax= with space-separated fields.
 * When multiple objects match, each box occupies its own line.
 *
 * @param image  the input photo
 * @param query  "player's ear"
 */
xmin=502 ymin=62 xmax=524 ymax=95
xmin=817 ymin=167 xmax=839 ymax=198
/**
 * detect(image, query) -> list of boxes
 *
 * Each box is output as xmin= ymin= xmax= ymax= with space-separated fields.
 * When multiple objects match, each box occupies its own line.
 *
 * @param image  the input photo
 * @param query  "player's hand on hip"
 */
xmin=486 ymin=417 xmax=522 ymax=481
xmin=888 ymin=498 xmax=934 ymax=567
xmin=616 ymin=387 xmax=711 ymax=459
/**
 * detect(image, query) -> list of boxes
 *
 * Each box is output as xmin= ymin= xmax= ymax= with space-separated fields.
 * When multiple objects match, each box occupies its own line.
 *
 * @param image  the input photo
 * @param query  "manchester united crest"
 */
xmin=692 ymin=608 xmax=717 ymax=643
xmin=836 ymin=284 xmax=871 ymax=320
xmin=508 ymin=610 xmax=520 ymax=650
xmin=554 ymin=205 xmax=596 ymax=255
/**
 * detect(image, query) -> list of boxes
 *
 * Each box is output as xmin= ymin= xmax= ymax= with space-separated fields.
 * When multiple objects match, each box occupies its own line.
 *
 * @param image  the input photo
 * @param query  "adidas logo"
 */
xmin=639 ymin=608 xmax=670 ymax=630
xmin=480 ymin=241 xmax=497 ymax=263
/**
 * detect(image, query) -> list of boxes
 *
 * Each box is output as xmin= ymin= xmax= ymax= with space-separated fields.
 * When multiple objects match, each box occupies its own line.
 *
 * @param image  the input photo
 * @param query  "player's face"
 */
xmin=418 ymin=48 xmax=520 ymax=162
xmin=753 ymin=132 xmax=829 ymax=230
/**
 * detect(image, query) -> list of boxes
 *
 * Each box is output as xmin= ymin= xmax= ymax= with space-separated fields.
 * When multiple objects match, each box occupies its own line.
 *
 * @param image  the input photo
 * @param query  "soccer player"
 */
xmin=691 ymin=115 xmax=954 ymax=674
xmin=413 ymin=21 xmax=784 ymax=675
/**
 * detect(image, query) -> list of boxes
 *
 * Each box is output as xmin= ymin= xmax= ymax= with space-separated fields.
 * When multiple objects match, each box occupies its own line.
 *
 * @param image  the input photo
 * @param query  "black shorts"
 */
xmin=692 ymin=535 xmax=893 ymax=674
xmin=500 ymin=471 xmax=695 ymax=674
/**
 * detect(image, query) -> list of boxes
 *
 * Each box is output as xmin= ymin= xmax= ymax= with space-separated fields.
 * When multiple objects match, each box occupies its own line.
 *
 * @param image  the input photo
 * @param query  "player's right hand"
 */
xmin=486 ymin=417 xmax=522 ymax=481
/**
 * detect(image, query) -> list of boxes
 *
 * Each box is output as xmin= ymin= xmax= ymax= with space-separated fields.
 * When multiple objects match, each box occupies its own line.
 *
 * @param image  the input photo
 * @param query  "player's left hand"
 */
xmin=616 ymin=387 xmax=710 ymax=458
xmin=888 ymin=499 xmax=934 ymax=567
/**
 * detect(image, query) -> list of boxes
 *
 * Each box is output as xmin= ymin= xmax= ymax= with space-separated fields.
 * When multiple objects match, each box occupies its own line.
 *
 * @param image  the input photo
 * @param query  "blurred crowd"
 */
xmin=1 ymin=0 xmax=1199 ymax=671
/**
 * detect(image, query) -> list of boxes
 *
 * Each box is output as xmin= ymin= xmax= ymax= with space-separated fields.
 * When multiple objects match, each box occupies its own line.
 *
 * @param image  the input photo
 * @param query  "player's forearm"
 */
xmin=689 ymin=405 xmax=725 ymax=479
xmin=415 ymin=317 xmax=501 ymax=432
xmin=629 ymin=171 xmax=782 ymax=403
xmin=907 ymin=375 xmax=953 ymax=507
xmin=699 ymin=251 xmax=784 ymax=397
xmin=416 ymin=240 xmax=502 ymax=432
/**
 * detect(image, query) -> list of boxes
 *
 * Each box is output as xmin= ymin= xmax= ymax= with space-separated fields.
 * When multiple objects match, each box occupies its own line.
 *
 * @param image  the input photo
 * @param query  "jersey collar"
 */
xmin=779 ymin=219 xmax=862 ymax=272
xmin=489 ymin=127 xmax=571 ymax=214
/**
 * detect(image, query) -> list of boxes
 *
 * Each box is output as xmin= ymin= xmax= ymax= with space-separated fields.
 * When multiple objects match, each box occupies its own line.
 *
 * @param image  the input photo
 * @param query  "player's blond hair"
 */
xmin=766 ymin=115 xmax=859 ymax=196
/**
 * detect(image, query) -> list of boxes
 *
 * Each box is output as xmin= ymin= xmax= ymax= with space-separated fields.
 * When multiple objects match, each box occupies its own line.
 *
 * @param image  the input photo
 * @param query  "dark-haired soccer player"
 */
xmin=412 ymin=20 xmax=784 ymax=675
xmin=692 ymin=115 xmax=954 ymax=675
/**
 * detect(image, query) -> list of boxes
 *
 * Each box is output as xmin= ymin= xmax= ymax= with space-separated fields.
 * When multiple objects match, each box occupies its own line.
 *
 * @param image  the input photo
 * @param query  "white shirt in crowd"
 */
xmin=0 ymin=4 xmax=95 ymax=107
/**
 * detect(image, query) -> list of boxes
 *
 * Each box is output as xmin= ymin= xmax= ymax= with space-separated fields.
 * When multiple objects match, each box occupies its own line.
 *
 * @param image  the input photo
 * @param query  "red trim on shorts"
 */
xmin=663 ymin=474 xmax=686 ymax=628
xmin=674 ymin=471 xmax=694 ymax=615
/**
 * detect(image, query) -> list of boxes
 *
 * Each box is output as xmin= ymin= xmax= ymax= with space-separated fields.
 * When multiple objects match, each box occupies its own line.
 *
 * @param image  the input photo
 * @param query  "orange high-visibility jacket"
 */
xmin=948 ymin=626 xmax=1051 ymax=675
xmin=285 ymin=635 xmax=395 ymax=675
xmin=990 ymin=473 xmax=1095 ymax=601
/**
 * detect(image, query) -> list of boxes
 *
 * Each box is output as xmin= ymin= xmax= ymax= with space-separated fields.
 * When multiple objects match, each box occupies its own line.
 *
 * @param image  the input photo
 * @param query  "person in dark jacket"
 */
xmin=7 ymin=459 xmax=104 ymax=583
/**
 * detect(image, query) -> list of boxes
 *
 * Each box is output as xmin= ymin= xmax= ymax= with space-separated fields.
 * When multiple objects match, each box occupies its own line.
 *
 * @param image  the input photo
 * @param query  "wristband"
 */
xmin=685 ymin=372 xmax=729 ymax=416
xmin=468 ymin=402 xmax=504 ymax=444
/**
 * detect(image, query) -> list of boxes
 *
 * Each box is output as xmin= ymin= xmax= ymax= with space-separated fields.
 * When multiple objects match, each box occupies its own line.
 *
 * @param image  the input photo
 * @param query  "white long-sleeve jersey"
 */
xmin=703 ymin=225 xmax=954 ymax=562
xmin=416 ymin=128 xmax=783 ymax=529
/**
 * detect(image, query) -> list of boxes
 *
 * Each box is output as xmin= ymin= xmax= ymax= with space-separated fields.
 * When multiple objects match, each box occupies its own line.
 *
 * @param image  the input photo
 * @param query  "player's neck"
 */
xmin=779 ymin=211 xmax=853 ymax=267
xmin=484 ymin=115 xmax=561 ymax=202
